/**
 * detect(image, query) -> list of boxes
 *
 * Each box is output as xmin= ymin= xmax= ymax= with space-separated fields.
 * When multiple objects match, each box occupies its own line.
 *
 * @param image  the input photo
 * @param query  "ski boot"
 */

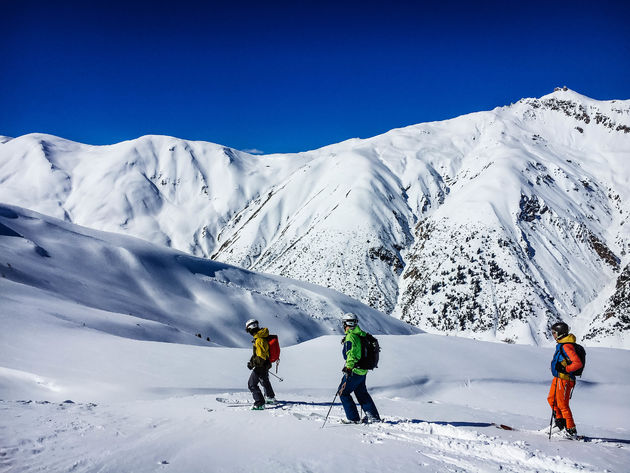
xmin=361 ymin=415 xmax=382 ymax=424
xmin=564 ymin=427 xmax=578 ymax=440
xmin=340 ymin=418 xmax=360 ymax=424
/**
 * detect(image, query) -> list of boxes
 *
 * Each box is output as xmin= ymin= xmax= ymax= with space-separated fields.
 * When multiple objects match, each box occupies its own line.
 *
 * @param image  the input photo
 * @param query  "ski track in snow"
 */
xmin=267 ymin=404 xmax=623 ymax=473
xmin=2 ymin=395 xmax=627 ymax=473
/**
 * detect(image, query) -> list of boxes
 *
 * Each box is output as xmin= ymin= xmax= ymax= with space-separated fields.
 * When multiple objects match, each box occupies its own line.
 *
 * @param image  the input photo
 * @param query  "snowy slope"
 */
xmin=1 ymin=88 xmax=629 ymax=346
xmin=2 ymin=330 xmax=630 ymax=473
xmin=2 ymin=275 xmax=630 ymax=470
xmin=0 ymin=204 xmax=416 ymax=349
xmin=2 ymin=201 xmax=629 ymax=472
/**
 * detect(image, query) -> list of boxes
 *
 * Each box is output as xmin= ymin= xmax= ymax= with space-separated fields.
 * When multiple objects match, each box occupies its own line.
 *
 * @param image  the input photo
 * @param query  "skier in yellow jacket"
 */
xmin=246 ymin=319 xmax=276 ymax=410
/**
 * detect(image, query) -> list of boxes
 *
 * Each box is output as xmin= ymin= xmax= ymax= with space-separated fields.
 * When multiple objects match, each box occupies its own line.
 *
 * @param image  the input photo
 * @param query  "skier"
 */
xmin=245 ymin=319 xmax=276 ymax=410
xmin=338 ymin=313 xmax=381 ymax=424
xmin=548 ymin=321 xmax=583 ymax=439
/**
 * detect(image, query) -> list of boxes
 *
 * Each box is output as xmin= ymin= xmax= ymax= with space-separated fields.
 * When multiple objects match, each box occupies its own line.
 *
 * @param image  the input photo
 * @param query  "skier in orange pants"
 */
xmin=547 ymin=321 xmax=584 ymax=439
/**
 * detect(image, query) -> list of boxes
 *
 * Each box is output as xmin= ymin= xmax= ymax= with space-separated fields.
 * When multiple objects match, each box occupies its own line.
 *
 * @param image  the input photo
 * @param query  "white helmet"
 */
xmin=342 ymin=313 xmax=358 ymax=327
xmin=245 ymin=318 xmax=259 ymax=331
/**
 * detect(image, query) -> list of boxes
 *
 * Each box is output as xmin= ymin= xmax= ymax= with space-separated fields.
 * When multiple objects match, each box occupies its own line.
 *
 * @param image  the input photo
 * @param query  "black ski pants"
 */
xmin=248 ymin=367 xmax=275 ymax=407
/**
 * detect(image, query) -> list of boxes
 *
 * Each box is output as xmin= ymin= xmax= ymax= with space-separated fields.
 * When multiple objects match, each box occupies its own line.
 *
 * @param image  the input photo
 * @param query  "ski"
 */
xmin=559 ymin=434 xmax=589 ymax=442
xmin=215 ymin=397 xmax=325 ymax=407
xmin=494 ymin=422 xmax=593 ymax=442
xmin=492 ymin=423 xmax=516 ymax=431
xmin=215 ymin=397 xmax=251 ymax=405
xmin=215 ymin=397 xmax=287 ymax=409
xmin=535 ymin=425 xmax=591 ymax=441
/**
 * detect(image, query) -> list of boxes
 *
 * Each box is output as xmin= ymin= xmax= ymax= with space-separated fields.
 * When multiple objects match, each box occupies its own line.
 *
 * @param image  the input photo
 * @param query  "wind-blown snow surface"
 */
xmin=0 ymin=204 xmax=415 ymax=349
xmin=1 ymin=205 xmax=630 ymax=472
xmin=1 ymin=88 xmax=629 ymax=346
xmin=3 ymin=333 xmax=630 ymax=473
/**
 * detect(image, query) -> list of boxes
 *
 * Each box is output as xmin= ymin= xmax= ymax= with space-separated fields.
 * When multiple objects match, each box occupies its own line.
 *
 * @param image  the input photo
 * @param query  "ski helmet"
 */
xmin=551 ymin=321 xmax=569 ymax=338
xmin=245 ymin=319 xmax=259 ymax=332
xmin=342 ymin=313 xmax=358 ymax=327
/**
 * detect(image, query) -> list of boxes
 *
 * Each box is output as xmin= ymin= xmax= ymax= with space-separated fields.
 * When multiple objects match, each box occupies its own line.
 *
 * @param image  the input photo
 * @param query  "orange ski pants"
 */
xmin=547 ymin=377 xmax=576 ymax=429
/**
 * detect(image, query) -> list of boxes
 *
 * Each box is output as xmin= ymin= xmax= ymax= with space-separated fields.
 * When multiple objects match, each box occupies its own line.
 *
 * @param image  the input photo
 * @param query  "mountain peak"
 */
xmin=537 ymin=87 xmax=595 ymax=102
xmin=537 ymin=87 xmax=630 ymax=107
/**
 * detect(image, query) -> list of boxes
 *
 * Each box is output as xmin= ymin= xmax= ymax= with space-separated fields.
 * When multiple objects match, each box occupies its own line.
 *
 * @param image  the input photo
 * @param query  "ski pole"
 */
xmin=269 ymin=371 xmax=284 ymax=382
xmin=322 ymin=375 xmax=346 ymax=429
xmin=321 ymin=391 xmax=338 ymax=429
xmin=549 ymin=379 xmax=557 ymax=440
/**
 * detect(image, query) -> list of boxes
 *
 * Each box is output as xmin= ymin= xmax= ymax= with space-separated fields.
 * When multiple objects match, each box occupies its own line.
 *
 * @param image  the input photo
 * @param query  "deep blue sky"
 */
xmin=1 ymin=1 xmax=629 ymax=153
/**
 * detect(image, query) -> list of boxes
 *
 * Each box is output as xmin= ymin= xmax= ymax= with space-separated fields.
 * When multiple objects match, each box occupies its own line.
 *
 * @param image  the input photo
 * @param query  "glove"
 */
xmin=555 ymin=362 xmax=566 ymax=374
xmin=247 ymin=361 xmax=253 ymax=370
xmin=342 ymin=366 xmax=353 ymax=376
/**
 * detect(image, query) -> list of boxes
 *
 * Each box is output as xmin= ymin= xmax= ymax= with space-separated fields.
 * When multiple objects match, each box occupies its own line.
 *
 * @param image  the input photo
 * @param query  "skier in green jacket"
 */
xmin=338 ymin=313 xmax=381 ymax=423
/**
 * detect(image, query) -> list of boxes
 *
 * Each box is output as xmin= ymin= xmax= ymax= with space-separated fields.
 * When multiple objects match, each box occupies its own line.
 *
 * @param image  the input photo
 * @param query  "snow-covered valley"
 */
xmin=1 ymin=204 xmax=629 ymax=472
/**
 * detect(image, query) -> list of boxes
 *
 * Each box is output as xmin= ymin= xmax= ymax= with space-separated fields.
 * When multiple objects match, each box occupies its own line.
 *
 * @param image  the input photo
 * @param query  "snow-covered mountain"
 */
xmin=1 ymin=88 xmax=629 ymax=347
xmin=0 ymin=204 xmax=416 ymax=349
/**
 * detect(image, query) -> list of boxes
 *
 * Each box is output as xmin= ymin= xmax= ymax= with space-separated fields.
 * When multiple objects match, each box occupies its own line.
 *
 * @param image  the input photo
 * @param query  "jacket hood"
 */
xmin=347 ymin=325 xmax=366 ymax=337
xmin=558 ymin=333 xmax=576 ymax=343
xmin=254 ymin=327 xmax=269 ymax=339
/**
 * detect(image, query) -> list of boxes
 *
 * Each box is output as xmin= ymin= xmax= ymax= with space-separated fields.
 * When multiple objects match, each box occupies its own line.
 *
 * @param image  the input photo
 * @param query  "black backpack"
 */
xmin=561 ymin=342 xmax=586 ymax=376
xmin=356 ymin=333 xmax=380 ymax=370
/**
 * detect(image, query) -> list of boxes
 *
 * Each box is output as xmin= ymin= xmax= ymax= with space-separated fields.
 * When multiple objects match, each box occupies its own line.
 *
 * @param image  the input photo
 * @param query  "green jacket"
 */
xmin=343 ymin=326 xmax=368 ymax=376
